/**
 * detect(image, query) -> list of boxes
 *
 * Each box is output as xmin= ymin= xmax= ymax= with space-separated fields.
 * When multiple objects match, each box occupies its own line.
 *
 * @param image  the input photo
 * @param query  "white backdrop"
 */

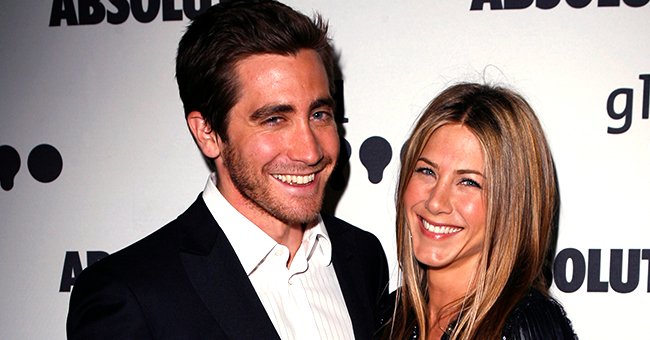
xmin=1 ymin=0 xmax=648 ymax=339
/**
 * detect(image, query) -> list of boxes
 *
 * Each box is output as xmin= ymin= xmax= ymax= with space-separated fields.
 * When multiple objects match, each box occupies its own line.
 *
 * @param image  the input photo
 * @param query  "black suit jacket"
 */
xmin=67 ymin=196 xmax=389 ymax=339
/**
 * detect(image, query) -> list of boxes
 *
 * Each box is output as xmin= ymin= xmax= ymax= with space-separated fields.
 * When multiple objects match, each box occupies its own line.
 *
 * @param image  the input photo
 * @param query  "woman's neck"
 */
xmin=426 ymin=261 xmax=478 ymax=338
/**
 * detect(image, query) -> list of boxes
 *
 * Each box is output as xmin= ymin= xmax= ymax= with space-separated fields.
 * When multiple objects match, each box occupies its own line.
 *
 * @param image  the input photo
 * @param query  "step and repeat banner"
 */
xmin=1 ymin=0 xmax=648 ymax=338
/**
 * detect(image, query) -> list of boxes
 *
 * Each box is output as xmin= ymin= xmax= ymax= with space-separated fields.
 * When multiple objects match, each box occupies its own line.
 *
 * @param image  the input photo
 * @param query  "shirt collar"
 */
xmin=302 ymin=216 xmax=332 ymax=267
xmin=202 ymin=173 xmax=276 ymax=275
xmin=201 ymin=173 xmax=332 ymax=274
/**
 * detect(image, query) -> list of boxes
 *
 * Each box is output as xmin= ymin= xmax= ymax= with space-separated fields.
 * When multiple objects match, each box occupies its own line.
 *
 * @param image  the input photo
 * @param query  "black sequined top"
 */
xmin=377 ymin=288 xmax=578 ymax=340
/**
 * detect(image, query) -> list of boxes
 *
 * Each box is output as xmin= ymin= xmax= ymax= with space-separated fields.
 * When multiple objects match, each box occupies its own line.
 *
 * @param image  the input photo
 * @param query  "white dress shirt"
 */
xmin=202 ymin=174 xmax=355 ymax=340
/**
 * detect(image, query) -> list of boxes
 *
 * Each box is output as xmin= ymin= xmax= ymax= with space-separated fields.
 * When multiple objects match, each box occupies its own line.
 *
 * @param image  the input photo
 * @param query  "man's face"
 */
xmin=215 ymin=49 xmax=339 ymax=227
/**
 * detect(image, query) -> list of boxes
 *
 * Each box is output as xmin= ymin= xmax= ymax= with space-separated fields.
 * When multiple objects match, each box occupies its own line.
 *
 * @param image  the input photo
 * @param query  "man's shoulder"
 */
xmin=75 ymin=216 xmax=182 ymax=290
xmin=78 ymin=196 xmax=212 ymax=283
xmin=322 ymin=214 xmax=378 ymax=239
xmin=322 ymin=213 xmax=386 ymax=263
xmin=321 ymin=214 xmax=372 ymax=235
xmin=67 ymin=196 xmax=232 ymax=338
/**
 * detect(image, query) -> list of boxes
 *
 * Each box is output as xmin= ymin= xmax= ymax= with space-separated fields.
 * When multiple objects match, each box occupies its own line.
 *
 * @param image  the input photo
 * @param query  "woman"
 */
xmin=381 ymin=83 xmax=577 ymax=339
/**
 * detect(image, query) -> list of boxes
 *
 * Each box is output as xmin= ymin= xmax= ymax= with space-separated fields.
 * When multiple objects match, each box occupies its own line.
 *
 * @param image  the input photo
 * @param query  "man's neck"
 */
xmin=213 ymin=171 xmax=318 ymax=266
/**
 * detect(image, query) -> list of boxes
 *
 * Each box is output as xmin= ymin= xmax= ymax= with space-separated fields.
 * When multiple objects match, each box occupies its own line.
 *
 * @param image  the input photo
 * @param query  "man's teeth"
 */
xmin=273 ymin=174 xmax=315 ymax=185
xmin=422 ymin=220 xmax=462 ymax=234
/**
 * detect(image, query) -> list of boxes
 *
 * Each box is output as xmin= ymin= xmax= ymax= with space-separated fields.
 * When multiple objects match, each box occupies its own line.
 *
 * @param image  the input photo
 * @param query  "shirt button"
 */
xmin=275 ymin=248 xmax=284 ymax=256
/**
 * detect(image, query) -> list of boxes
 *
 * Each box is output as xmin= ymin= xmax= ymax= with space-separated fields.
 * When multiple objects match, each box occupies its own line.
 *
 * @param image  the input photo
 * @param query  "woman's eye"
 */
xmin=461 ymin=178 xmax=482 ymax=189
xmin=415 ymin=167 xmax=434 ymax=176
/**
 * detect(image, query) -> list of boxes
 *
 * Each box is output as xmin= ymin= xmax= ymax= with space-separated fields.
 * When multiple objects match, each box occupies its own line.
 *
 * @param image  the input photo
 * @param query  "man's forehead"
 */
xmin=230 ymin=51 xmax=331 ymax=113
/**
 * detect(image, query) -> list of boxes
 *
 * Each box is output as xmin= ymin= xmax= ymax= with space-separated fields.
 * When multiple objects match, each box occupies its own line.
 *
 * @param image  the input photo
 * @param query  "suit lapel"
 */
xmin=326 ymin=215 xmax=372 ymax=340
xmin=178 ymin=197 xmax=280 ymax=339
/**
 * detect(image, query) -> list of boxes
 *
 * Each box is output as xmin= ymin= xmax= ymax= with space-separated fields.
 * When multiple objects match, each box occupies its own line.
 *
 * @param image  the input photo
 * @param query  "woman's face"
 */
xmin=404 ymin=124 xmax=487 ymax=272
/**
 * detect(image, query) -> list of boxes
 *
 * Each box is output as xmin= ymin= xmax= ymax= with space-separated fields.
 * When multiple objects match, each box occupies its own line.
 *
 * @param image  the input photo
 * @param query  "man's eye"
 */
xmin=312 ymin=111 xmax=332 ymax=120
xmin=263 ymin=116 xmax=283 ymax=125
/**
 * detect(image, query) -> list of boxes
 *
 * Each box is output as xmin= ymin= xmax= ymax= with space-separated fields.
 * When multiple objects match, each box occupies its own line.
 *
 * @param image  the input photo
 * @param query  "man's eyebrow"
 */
xmin=250 ymin=104 xmax=294 ymax=120
xmin=250 ymin=97 xmax=335 ymax=120
xmin=309 ymin=97 xmax=335 ymax=111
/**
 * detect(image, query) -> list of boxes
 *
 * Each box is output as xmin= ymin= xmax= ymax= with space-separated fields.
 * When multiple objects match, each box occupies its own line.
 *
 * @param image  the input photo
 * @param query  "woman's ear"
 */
xmin=187 ymin=111 xmax=221 ymax=158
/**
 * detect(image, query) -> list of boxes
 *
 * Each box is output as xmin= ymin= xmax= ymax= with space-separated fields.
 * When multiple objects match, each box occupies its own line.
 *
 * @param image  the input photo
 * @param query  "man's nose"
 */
xmin=287 ymin=123 xmax=324 ymax=165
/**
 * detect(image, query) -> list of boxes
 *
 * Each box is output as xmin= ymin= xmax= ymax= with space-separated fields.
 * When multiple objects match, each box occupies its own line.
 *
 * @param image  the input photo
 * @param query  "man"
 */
xmin=66 ymin=1 xmax=388 ymax=339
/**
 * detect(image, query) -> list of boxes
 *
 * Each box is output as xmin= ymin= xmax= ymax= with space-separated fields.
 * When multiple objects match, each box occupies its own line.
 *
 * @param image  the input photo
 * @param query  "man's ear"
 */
xmin=187 ymin=111 xmax=221 ymax=158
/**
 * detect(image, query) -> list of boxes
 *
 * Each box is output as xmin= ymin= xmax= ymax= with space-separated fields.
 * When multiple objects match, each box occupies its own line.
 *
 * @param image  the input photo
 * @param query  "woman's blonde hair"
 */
xmin=393 ymin=83 xmax=558 ymax=339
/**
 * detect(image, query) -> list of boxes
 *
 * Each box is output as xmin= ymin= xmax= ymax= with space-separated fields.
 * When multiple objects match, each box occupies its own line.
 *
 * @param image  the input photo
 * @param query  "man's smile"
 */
xmin=272 ymin=173 xmax=316 ymax=185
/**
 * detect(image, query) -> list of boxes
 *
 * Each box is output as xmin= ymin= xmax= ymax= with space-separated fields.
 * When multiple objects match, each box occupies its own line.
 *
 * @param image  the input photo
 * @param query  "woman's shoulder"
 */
xmin=376 ymin=291 xmax=419 ymax=340
xmin=377 ymin=290 xmax=397 ymax=330
xmin=503 ymin=288 xmax=578 ymax=340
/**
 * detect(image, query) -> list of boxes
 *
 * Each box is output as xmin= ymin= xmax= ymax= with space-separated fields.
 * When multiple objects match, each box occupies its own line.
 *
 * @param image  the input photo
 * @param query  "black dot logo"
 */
xmin=0 ymin=144 xmax=63 ymax=191
xmin=28 ymin=144 xmax=63 ymax=183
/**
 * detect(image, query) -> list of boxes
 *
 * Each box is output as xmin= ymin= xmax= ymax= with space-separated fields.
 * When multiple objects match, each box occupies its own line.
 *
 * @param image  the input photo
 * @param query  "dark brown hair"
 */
xmin=176 ymin=0 xmax=335 ymax=141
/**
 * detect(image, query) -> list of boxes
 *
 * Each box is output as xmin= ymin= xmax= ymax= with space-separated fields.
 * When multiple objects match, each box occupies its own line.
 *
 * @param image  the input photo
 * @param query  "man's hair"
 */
xmin=176 ymin=0 xmax=335 ymax=141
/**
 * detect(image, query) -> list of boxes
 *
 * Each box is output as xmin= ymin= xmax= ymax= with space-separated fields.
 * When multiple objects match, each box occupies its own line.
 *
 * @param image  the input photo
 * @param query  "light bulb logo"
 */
xmin=359 ymin=136 xmax=392 ymax=184
xmin=1 ymin=144 xmax=63 ymax=191
xmin=0 ymin=145 xmax=21 ymax=191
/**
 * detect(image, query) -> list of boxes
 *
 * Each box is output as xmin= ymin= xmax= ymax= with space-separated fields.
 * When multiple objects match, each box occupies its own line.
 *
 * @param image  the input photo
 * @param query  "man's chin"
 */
xmin=236 ymin=187 xmax=323 ymax=226
xmin=271 ymin=201 xmax=323 ymax=226
xmin=278 ymin=210 xmax=321 ymax=227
